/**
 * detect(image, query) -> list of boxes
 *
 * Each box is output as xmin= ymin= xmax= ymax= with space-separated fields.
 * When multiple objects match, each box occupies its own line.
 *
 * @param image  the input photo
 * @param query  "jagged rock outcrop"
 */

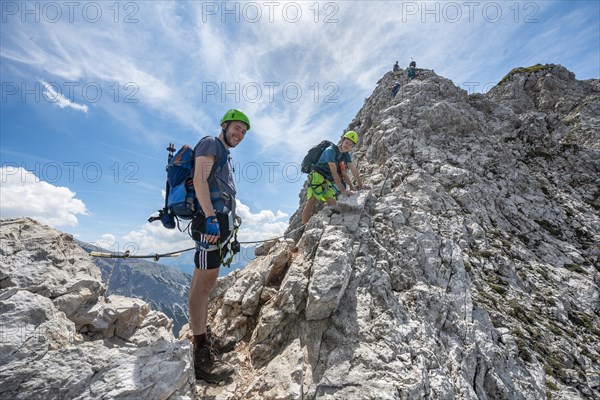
xmin=77 ymin=240 xmax=192 ymax=336
xmin=197 ymin=65 xmax=599 ymax=399
xmin=0 ymin=218 xmax=196 ymax=399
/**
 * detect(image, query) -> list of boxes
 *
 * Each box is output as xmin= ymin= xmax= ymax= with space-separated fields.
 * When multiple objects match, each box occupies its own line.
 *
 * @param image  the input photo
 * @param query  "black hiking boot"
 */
xmin=194 ymin=344 xmax=234 ymax=383
xmin=207 ymin=326 xmax=236 ymax=355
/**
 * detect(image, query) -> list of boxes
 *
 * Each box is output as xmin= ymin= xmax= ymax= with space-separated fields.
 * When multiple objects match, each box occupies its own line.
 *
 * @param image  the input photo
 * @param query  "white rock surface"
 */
xmin=201 ymin=65 xmax=598 ymax=399
xmin=0 ymin=218 xmax=196 ymax=399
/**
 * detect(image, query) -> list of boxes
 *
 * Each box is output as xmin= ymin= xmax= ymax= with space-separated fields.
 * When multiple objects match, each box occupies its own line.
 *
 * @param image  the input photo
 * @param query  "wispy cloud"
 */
xmin=40 ymin=80 xmax=88 ymax=112
xmin=5 ymin=1 xmax=597 ymax=156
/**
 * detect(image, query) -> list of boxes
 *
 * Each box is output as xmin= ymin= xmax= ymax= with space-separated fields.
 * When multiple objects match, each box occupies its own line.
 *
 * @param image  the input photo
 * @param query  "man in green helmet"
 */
xmin=301 ymin=131 xmax=364 ymax=224
xmin=188 ymin=109 xmax=250 ymax=383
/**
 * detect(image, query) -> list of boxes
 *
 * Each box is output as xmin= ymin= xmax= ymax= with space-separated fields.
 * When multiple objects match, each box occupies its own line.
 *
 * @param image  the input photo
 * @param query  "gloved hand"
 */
xmin=205 ymin=216 xmax=220 ymax=237
xmin=198 ymin=216 xmax=220 ymax=249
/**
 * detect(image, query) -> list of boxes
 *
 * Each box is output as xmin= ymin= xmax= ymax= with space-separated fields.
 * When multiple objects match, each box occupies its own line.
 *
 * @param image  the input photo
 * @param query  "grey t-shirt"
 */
xmin=193 ymin=136 xmax=235 ymax=211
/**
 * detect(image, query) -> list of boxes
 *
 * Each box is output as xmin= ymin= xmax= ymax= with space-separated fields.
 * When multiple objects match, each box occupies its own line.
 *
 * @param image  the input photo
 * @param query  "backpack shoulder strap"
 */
xmin=208 ymin=137 xmax=233 ymax=211
xmin=211 ymin=137 xmax=229 ymax=175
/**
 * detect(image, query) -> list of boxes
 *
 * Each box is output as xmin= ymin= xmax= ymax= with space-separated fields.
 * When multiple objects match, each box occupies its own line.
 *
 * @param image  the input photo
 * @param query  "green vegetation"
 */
xmin=509 ymin=299 xmax=534 ymax=324
xmin=500 ymin=238 xmax=511 ymax=248
xmin=513 ymin=327 xmax=533 ymax=362
xmin=478 ymin=250 xmax=494 ymax=259
xmin=536 ymin=220 xmax=562 ymax=238
xmin=545 ymin=355 xmax=567 ymax=383
xmin=538 ymin=268 xmax=550 ymax=281
xmin=464 ymin=261 xmax=472 ymax=273
xmin=498 ymin=64 xmax=552 ymax=85
xmin=545 ymin=322 xmax=563 ymax=336
xmin=514 ymin=326 xmax=525 ymax=339
xmin=479 ymin=290 xmax=498 ymax=307
xmin=516 ymin=338 xmax=532 ymax=362
xmin=490 ymin=283 xmax=507 ymax=295
xmin=546 ymin=380 xmax=559 ymax=391
xmin=564 ymin=263 xmax=586 ymax=274
xmin=576 ymin=312 xmax=597 ymax=333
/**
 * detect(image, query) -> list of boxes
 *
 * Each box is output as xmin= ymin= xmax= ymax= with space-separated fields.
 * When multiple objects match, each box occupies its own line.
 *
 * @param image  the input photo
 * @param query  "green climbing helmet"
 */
xmin=343 ymin=130 xmax=358 ymax=144
xmin=221 ymin=109 xmax=250 ymax=130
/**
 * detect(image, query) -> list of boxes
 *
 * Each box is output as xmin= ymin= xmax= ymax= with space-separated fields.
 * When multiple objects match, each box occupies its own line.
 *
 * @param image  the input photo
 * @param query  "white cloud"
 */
xmin=237 ymin=221 xmax=289 ymax=244
xmin=236 ymin=199 xmax=288 ymax=225
xmin=122 ymin=219 xmax=195 ymax=255
xmin=235 ymin=199 xmax=289 ymax=243
xmin=41 ymin=80 xmax=88 ymax=112
xmin=0 ymin=167 xmax=87 ymax=227
xmin=92 ymin=233 xmax=117 ymax=250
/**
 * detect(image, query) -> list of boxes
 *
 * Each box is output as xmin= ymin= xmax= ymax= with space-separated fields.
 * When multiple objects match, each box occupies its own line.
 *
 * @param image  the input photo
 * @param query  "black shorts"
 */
xmin=194 ymin=245 xmax=229 ymax=270
xmin=192 ymin=212 xmax=231 ymax=270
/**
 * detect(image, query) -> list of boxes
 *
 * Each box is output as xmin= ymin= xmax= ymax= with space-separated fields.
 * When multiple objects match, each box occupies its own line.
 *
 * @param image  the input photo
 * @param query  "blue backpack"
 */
xmin=149 ymin=141 xmax=228 ymax=229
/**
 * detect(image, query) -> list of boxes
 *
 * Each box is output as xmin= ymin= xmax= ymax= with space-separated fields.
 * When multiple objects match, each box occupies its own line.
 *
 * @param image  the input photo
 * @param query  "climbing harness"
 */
xmin=308 ymin=171 xmax=331 ymax=196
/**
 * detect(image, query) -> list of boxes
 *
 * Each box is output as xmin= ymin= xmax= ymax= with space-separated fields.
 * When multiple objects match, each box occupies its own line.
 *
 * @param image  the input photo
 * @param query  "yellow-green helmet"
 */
xmin=221 ymin=109 xmax=250 ymax=130
xmin=343 ymin=130 xmax=358 ymax=144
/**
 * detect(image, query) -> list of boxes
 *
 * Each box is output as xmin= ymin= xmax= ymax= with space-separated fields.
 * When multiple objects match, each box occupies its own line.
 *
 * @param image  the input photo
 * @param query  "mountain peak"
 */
xmin=201 ymin=64 xmax=599 ymax=399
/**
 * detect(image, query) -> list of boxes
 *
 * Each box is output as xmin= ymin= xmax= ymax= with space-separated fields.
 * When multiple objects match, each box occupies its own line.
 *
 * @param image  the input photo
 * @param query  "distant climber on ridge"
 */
xmin=407 ymin=60 xmax=417 ymax=80
xmin=300 ymin=131 xmax=364 ymax=224
xmin=393 ymin=61 xmax=400 ymax=72
xmin=391 ymin=81 xmax=401 ymax=98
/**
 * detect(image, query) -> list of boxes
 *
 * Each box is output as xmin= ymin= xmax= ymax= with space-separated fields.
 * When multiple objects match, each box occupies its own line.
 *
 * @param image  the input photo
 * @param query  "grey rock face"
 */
xmin=78 ymin=240 xmax=191 ymax=337
xmin=200 ymin=65 xmax=598 ymax=399
xmin=0 ymin=218 xmax=195 ymax=399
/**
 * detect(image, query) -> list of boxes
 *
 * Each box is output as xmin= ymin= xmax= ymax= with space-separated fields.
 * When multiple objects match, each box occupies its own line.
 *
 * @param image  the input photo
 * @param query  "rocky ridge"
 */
xmin=0 ymin=217 xmax=196 ymax=399
xmin=77 ymin=240 xmax=191 ymax=336
xmin=196 ymin=64 xmax=599 ymax=399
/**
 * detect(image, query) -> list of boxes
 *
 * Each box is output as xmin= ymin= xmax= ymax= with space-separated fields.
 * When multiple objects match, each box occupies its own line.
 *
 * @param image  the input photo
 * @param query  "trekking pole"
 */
xmin=163 ymin=143 xmax=176 ymax=210
xmin=148 ymin=143 xmax=176 ymax=223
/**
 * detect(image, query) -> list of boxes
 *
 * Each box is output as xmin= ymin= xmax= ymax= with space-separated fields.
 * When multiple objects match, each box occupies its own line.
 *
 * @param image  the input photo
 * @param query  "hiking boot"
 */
xmin=207 ymin=326 xmax=236 ymax=355
xmin=194 ymin=344 xmax=234 ymax=383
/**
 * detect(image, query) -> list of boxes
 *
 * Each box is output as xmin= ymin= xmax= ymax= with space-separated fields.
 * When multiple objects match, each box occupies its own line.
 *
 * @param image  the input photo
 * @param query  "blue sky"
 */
xmin=1 ymin=1 xmax=599 ymax=274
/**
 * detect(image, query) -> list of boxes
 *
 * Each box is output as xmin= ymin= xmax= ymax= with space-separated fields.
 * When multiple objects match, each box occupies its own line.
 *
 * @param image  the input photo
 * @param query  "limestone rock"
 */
xmin=202 ymin=65 xmax=599 ymax=399
xmin=0 ymin=217 xmax=104 ymax=324
xmin=78 ymin=239 xmax=192 ymax=337
xmin=0 ymin=218 xmax=196 ymax=399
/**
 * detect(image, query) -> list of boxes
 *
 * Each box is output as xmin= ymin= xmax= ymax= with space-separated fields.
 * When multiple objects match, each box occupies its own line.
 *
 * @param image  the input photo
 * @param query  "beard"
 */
xmin=226 ymin=130 xmax=240 ymax=148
